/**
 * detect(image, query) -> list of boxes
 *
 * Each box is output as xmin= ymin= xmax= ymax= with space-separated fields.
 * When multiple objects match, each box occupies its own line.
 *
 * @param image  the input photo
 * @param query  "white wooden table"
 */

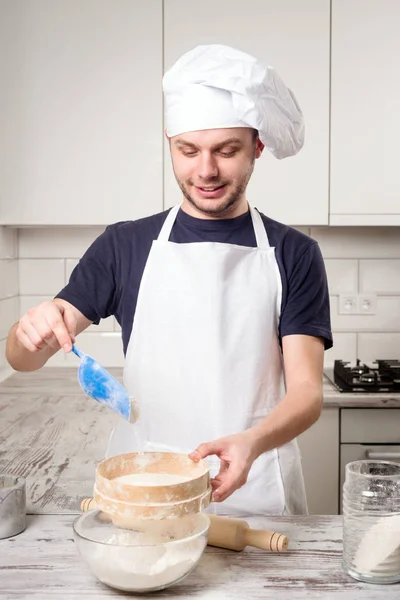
xmin=0 ymin=514 xmax=399 ymax=599
xmin=1 ymin=369 xmax=400 ymax=598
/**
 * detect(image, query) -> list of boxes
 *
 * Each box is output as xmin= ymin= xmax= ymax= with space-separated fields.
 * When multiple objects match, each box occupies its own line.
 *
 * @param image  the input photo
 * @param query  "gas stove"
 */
xmin=324 ymin=359 xmax=400 ymax=393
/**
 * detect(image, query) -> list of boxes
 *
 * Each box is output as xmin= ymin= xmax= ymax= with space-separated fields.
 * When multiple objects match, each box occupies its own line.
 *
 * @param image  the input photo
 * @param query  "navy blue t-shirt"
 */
xmin=56 ymin=208 xmax=333 ymax=354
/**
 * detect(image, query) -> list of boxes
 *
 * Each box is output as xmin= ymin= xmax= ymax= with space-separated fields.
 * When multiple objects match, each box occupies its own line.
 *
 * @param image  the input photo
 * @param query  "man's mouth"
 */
xmin=194 ymin=184 xmax=227 ymax=198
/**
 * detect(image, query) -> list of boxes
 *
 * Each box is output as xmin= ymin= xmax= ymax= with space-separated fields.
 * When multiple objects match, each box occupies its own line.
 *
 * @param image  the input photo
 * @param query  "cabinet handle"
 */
xmin=366 ymin=451 xmax=400 ymax=461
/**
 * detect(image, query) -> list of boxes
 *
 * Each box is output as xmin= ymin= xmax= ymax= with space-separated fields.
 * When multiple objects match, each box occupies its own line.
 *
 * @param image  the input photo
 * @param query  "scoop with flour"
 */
xmin=71 ymin=345 xmax=138 ymax=422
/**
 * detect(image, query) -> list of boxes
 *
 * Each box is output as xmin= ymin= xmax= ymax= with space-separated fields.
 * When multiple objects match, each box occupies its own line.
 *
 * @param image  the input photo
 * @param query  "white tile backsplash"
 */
xmin=19 ymin=228 xmax=104 ymax=259
xmin=311 ymin=227 xmax=400 ymax=258
xmin=359 ymin=259 xmax=400 ymax=294
xmin=358 ymin=333 xmax=400 ymax=363
xmin=330 ymin=295 xmax=400 ymax=332
xmin=66 ymin=259 xmax=79 ymax=282
xmin=324 ymin=259 xmax=358 ymax=295
xmin=0 ymin=338 xmax=14 ymax=381
xmin=324 ymin=332 xmax=357 ymax=367
xmin=65 ymin=332 xmax=124 ymax=367
xmin=19 ymin=259 xmax=65 ymax=295
xmin=0 ymin=296 xmax=19 ymax=340
xmin=0 ymin=260 xmax=18 ymax=299
xmin=0 ymin=227 xmax=18 ymax=259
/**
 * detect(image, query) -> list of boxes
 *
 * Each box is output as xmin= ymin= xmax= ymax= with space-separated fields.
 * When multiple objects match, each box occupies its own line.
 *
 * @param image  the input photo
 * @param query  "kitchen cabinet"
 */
xmin=330 ymin=0 xmax=400 ymax=225
xmin=163 ymin=0 xmax=330 ymax=226
xmin=297 ymin=407 xmax=339 ymax=515
xmin=0 ymin=0 xmax=163 ymax=226
xmin=339 ymin=408 xmax=400 ymax=512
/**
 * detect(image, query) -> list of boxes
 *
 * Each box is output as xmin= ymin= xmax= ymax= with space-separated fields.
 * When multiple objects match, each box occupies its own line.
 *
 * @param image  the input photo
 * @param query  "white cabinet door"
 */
xmin=0 ymin=0 xmax=163 ymax=225
xmin=331 ymin=0 xmax=400 ymax=225
xmin=297 ymin=408 xmax=339 ymax=515
xmin=163 ymin=0 xmax=330 ymax=226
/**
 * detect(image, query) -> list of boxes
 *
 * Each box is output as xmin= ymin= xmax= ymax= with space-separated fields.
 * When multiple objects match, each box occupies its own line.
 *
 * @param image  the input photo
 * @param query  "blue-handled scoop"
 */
xmin=71 ymin=345 xmax=135 ymax=422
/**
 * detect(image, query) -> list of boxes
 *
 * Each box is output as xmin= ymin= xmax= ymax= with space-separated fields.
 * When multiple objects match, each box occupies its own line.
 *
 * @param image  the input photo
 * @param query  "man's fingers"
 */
xmin=16 ymin=328 xmax=42 ymax=353
xmin=63 ymin=310 xmax=78 ymax=343
xmin=18 ymin=320 xmax=47 ymax=351
xmin=189 ymin=441 xmax=223 ymax=461
xmin=45 ymin=313 xmax=73 ymax=352
xmin=212 ymin=467 xmax=248 ymax=503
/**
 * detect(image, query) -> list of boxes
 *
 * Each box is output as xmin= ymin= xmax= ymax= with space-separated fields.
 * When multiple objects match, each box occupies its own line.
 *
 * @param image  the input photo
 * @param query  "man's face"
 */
xmin=169 ymin=128 xmax=264 ymax=218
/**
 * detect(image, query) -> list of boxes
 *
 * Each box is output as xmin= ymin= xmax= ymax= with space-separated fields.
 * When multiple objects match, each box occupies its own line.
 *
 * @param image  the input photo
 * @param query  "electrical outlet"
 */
xmin=358 ymin=293 xmax=377 ymax=315
xmin=339 ymin=294 xmax=358 ymax=314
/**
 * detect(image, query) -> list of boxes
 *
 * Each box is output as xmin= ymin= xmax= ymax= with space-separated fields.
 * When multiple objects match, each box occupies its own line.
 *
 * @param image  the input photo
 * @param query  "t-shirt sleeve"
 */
xmin=279 ymin=242 xmax=333 ymax=350
xmin=55 ymin=226 xmax=117 ymax=324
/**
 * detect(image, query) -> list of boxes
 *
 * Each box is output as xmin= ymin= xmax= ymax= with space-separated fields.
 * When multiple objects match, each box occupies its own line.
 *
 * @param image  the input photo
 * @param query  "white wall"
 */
xmin=0 ymin=227 xmax=19 ymax=379
xmin=13 ymin=224 xmax=400 ymax=370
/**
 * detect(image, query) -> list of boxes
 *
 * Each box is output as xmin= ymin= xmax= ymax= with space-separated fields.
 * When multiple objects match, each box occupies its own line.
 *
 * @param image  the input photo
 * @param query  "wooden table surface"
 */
xmin=1 ymin=367 xmax=400 ymax=407
xmin=1 ymin=514 xmax=399 ymax=599
xmin=1 ymin=368 xmax=400 ymax=598
xmin=0 ymin=391 xmax=116 ymax=513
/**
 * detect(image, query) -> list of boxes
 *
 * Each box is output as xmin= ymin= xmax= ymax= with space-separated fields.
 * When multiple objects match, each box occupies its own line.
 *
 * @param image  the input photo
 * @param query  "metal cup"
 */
xmin=0 ymin=474 xmax=26 ymax=539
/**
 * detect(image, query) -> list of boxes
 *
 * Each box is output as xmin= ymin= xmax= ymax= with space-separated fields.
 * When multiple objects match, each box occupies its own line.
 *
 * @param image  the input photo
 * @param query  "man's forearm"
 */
xmin=6 ymin=323 xmax=58 ymax=372
xmin=248 ymin=383 xmax=323 ymax=457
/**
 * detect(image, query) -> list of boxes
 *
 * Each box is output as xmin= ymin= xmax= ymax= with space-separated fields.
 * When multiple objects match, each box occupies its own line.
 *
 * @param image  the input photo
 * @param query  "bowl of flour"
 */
xmin=73 ymin=509 xmax=210 ymax=592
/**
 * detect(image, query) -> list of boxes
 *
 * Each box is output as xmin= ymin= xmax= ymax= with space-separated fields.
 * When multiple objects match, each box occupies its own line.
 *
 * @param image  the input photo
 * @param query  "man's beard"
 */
xmin=178 ymin=179 xmax=246 ymax=217
xmin=176 ymin=157 xmax=256 ymax=218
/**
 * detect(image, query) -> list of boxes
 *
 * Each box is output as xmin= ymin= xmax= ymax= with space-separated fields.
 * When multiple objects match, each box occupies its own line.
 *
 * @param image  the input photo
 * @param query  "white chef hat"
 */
xmin=163 ymin=44 xmax=304 ymax=159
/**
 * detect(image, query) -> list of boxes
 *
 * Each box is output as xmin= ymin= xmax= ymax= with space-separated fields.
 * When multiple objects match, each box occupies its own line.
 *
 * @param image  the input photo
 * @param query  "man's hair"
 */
xmin=251 ymin=129 xmax=259 ymax=142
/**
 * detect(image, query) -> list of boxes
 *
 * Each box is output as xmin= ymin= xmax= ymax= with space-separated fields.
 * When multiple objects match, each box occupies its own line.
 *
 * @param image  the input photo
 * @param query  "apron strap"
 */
xmin=157 ymin=204 xmax=180 ymax=241
xmin=250 ymin=207 xmax=271 ymax=249
xmin=158 ymin=203 xmax=271 ymax=249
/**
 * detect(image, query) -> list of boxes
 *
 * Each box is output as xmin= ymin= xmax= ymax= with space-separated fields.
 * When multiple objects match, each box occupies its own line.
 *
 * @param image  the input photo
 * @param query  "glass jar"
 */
xmin=342 ymin=460 xmax=400 ymax=584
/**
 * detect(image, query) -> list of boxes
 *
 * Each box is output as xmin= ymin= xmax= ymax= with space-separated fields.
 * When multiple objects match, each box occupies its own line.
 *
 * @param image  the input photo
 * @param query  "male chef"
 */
xmin=7 ymin=45 xmax=332 ymax=516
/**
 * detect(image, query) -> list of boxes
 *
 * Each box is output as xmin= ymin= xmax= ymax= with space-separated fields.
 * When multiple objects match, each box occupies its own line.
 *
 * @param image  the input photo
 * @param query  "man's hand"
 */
xmin=16 ymin=300 xmax=77 ymax=354
xmin=189 ymin=431 xmax=258 ymax=503
xmin=6 ymin=299 xmax=92 ymax=372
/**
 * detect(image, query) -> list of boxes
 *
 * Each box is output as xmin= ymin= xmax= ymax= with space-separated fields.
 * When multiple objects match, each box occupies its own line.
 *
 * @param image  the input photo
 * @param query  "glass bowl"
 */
xmin=73 ymin=509 xmax=210 ymax=592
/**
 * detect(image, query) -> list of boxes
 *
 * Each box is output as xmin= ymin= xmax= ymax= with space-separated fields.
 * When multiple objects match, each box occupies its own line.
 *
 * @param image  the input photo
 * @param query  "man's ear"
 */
xmin=255 ymin=137 xmax=265 ymax=158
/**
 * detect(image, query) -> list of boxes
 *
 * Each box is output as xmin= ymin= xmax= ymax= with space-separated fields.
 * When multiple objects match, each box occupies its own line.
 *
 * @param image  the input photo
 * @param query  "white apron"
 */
xmin=106 ymin=204 xmax=308 ymax=516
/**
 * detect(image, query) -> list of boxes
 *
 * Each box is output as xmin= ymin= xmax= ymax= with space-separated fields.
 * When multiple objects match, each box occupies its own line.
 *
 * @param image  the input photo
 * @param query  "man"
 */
xmin=6 ymin=45 xmax=332 ymax=516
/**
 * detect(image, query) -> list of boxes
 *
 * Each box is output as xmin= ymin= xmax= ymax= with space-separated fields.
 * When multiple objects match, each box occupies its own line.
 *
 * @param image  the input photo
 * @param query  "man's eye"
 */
xmin=182 ymin=150 xmax=198 ymax=156
xmin=219 ymin=150 xmax=237 ymax=157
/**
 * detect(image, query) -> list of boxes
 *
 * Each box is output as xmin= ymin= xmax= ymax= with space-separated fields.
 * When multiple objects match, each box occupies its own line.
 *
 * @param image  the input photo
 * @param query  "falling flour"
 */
xmin=114 ymin=473 xmax=190 ymax=486
xmin=87 ymin=525 xmax=206 ymax=592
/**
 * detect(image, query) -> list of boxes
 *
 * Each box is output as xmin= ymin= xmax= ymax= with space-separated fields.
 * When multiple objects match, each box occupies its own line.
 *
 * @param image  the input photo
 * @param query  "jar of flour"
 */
xmin=342 ymin=460 xmax=400 ymax=584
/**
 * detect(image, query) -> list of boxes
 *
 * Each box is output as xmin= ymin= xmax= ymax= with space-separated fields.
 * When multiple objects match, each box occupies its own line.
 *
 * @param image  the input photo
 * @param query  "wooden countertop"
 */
xmin=3 ymin=365 xmax=400 ymax=407
xmin=1 ymin=367 xmax=400 ymax=515
xmin=2 ymin=366 xmax=400 ymax=407
xmin=1 ymin=513 xmax=399 ymax=598
xmin=1 ymin=368 xmax=400 ymax=597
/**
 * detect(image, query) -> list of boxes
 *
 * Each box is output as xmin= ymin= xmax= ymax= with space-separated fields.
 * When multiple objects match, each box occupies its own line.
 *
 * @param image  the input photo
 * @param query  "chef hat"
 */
xmin=163 ymin=44 xmax=304 ymax=159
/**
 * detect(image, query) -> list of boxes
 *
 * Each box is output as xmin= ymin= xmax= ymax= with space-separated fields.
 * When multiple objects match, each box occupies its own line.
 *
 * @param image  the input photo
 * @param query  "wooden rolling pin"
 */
xmin=80 ymin=498 xmax=289 ymax=552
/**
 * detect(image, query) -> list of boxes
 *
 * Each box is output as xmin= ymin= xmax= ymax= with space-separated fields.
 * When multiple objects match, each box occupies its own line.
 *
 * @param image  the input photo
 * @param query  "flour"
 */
xmin=114 ymin=473 xmax=190 ymax=486
xmin=88 ymin=526 xmax=206 ymax=591
xmin=353 ymin=514 xmax=400 ymax=574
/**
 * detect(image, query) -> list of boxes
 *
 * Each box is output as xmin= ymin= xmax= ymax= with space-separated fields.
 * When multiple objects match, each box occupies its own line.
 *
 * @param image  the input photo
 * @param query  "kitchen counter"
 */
xmin=1 ymin=367 xmax=399 ymax=514
xmin=1 ymin=513 xmax=398 ymax=599
xmin=322 ymin=377 xmax=400 ymax=408
xmin=2 ymin=366 xmax=400 ymax=407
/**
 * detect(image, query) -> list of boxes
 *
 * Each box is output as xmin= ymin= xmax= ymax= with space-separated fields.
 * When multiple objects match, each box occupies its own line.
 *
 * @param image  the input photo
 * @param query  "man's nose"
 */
xmin=197 ymin=153 xmax=219 ymax=180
